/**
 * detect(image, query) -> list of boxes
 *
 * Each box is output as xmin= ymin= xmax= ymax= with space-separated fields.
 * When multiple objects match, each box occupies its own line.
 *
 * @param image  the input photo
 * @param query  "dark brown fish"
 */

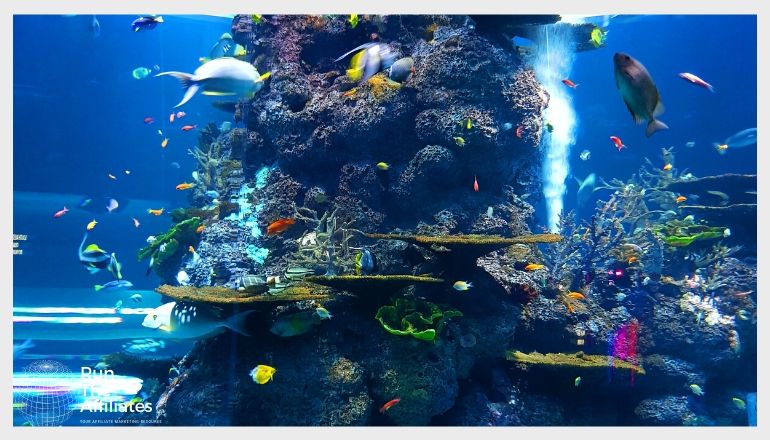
xmin=614 ymin=52 xmax=668 ymax=138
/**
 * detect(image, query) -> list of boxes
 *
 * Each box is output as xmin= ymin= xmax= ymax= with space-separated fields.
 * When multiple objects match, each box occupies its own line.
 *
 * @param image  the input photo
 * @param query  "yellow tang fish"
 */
xmin=86 ymin=219 xmax=98 ymax=231
xmin=250 ymin=364 xmax=276 ymax=385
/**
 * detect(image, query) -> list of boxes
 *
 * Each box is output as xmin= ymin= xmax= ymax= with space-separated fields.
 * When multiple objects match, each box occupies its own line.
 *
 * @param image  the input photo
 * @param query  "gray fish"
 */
xmin=388 ymin=57 xmax=414 ymax=83
xmin=270 ymin=311 xmax=321 ymax=337
xmin=613 ymin=52 xmax=668 ymax=137
xmin=94 ymin=279 xmax=133 ymax=292
xmin=573 ymin=173 xmax=597 ymax=206
xmin=285 ymin=266 xmax=316 ymax=281
xmin=209 ymin=33 xmax=235 ymax=60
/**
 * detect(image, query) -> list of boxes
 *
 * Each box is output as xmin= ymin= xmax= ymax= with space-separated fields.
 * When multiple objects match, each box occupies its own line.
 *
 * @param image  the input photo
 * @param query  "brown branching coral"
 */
xmin=188 ymin=141 xmax=222 ymax=190
xmin=288 ymin=204 xmax=359 ymax=275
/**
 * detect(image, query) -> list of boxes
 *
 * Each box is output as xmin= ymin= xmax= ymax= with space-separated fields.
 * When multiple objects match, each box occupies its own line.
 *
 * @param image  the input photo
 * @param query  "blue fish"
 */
xmin=355 ymin=247 xmax=377 ymax=275
xmin=131 ymin=15 xmax=164 ymax=32
xmin=95 ymin=279 xmax=133 ymax=292
xmin=205 ymin=190 xmax=220 ymax=199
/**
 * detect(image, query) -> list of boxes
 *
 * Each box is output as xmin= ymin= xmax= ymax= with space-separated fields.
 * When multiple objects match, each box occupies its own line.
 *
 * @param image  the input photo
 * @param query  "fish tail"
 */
xmin=94 ymin=285 xmax=103 ymax=291
xmin=224 ymin=310 xmax=256 ymax=337
xmin=155 ymin=71 xmax=199 ymax=108
xmin=645 ymin=119 xmax=669 ymax=138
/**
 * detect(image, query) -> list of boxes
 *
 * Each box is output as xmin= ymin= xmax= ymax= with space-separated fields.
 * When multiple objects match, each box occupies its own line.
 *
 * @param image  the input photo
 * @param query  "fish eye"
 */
xmin=624 ymin=55 xmax=630 ymax=60
xmin=153 ymin=315 xmax=157 ymax=320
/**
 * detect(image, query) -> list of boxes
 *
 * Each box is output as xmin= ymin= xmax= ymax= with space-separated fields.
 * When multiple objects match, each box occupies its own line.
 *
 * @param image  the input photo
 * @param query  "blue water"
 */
xmin=12 ymin=14 xmax=757 ymax=426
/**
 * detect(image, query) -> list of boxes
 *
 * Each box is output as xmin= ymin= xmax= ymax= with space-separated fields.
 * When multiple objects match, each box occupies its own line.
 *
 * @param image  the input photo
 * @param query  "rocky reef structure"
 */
xmin=130 ymin=16 xmax=755 ymax=427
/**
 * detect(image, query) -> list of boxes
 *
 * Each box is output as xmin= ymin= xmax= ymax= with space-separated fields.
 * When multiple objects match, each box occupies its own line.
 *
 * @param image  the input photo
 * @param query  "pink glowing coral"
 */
xmin=609 ymin=320 xmax=641 ymax=384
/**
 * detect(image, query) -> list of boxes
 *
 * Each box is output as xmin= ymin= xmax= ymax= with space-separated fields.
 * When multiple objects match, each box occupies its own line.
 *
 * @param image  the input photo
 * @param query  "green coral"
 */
xmin=138 ymin=217 xmax=202 ymax=262
xmin=506 ymin=350 xmax=645 ymax=375
xmin=651 ymin=219 xmax=727 ymax=247
xmin=375 ymin=297 xmax=462 ymax=342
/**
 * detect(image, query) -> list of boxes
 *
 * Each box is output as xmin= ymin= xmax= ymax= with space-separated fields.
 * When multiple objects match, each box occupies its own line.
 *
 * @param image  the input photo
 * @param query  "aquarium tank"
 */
xmin=11 ymin=13 xmax=757 ymax=428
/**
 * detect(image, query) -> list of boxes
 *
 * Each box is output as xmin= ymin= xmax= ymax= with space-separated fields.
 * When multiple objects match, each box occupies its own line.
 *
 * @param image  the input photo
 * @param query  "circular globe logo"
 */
xmin=16 ymin=360 xmax=76 ymax=426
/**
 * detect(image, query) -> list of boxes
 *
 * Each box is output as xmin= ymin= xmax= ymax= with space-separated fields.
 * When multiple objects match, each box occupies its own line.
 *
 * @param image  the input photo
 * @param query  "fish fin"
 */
xmin=335 ymin=43 xmax=375 ymax=62
xmin=224 ymin=310 xmax=256 ymax=337
xmin=155 ymin=71 xmax=198 ymax=107
xmin=653 ymin=100 xmax=665 ymax=117
xmin=623 ymin=99 xmax=642 ymax=124
xmin=572 ymin=175 xmax=583 ymax=187
xmin=94 ymin=285 xmax=103 ymax=291
xmin=201 ymin=91 xmax=237 ymax=96
xmin=84 ymin=244 xmax=103 ymax=252
xmin=258 ymin=71 xmax=271 ymax=82
xmin=87 ymin=266 xmax=100 ymax=274
xmin=646 ymin=119 xmax=669 ymax=138
xmin=155 ymin=16 xmax=164 ymax=23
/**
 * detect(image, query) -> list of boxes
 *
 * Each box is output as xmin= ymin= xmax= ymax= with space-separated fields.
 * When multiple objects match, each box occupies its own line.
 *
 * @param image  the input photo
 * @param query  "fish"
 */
xmin=176 ymin=270 xmax=190 ymax=286
xmin=676 ymin=196 xmax=687 ymax=203
xmin=609 ymin=136 xmax=626 ymax=151
xmin=143 ymin=117 xmax=154 ymax=124
xmin=387 ymin=57 xmax=415 ymax=83
xmin=590 ymin=26 xmax=606 ymax=48
xmin=714 ymin=128 xmax=757 ymax=153
xmin=453 ymin=281 xmax=473 ymax=291
xmin=124 ymin=170 xmax=131 ymax=175
xmin=270 ymin=310 xmax=321 ymax=337
xmin=176 ymin=182 xmax=195 ymax=190
xmin=465 ymin=117 xmax=473 ymax=130
xmin=348 ymin=14 xmax=359 ymax=29
xmin=454 ymin=136 xmax=466 ymax=147
xmin=131 ymin=15 xmax=164 ymax=32
xmin=545 ymin=122 xmax=554 ymax=132
xmin=133 ymin=218 xmax=141 ymax=228
xmin=267 ymin=218 xmax=296 ymax=235
xmin=94 ymin=280 xmax=133 ymax=292
xmin=219 ymin=121 xmax=232 ymax=132
xmin=170 ymin=162 xmax=180 ymax=169
xmin=196 ymin=225 xmax=205 ymax=234
xmin=251 ymin=14 xmax=262 ymax=24
xmin=689 ymin=384 xmax=704 ymax=396
xmin=524 ymin=264 xmax=545 ymax=271
xmin=168 ymin=366 xmax=180 ymax=384
xmin=574 ymin=376 xmax=582 ymax=387
xmin=732 ymin=397 xmax=746 ymax=410
xmin=627 ymin=256 xmax=638 ymax=264
xmin=122 ymin=339 xmax=165 ymax=355
xmin=574 ymin=173 xmax=597 ymax=206
xmin=147 ymin=208 xmax=164 ymax=216
xmin=205 ymin=190 xmax=220 ymax=199
xmin=501 ymin=122 xmax=513 ymax=131
xmin=161 ymin=138 xmax=169 ymax=148
xmin=562 ymin=79 xmax=579 ymax=88
xmin=336 ymin=43 xmax=396 ymax=82
xmin=181 ymin=125 xmax=197 ymax=131
xmin=188 ymin=245 xmax=195 ymax=253
xmin=13 ymin=339 xmax=35 ymax=359
xmin=516 ymin=125 xmax=524 ymax=138
xmin=473 ymin=175 xmax=479 ymax=192
xmin=169 ymin=113 xmax=175 ymax=123
xmin=53 ymin=206 xmax=69 ymax=218
xmin=130 ymin=293 xmax=143 ymax=302
xmin=250 ymin=365 xmax=276 ymax=385
xmin=723 ymin=228 xmax=731 ymax=238
xmin=354 ymin=247 xmax=377 ymax=275
xmin=663 ymin=163 xmax=673 ymax=171
xmin=685 ymin=141 xmax=695 ymax=148
xmin=78 ymin=233 xmax=111 ymax=273
xmin=579 ymin=150 xmax=591 ymax=160
xmin=379 ymin=398 xmax=401 ymax=413
xmin=91 ymin=15 xmax=101 ymax=38
xmin=86 ymin=219 xmax=97 ymax=231
xmin=714 ymin=143 xmax=728 ymax=154
xmin=78 ymin=198 xmax=93 ymax=208
xmin=145 ymin=255 xmax=154 ymax=277
xmin=107 ymin=253 xmax=123 ymax=280
xmin=106 ymin=198 xmax=119 ymax=213
xmin=142 ymin=301 xmax=254 ymax=338
xmin=108 ymin=173 xmax=117 ymax=180
xmin=233 ymin=45 xmax=247 ymax=57
xmin=132 ymin=67 xmax=152 ymax=80
xmin=315 ymin=307 xmax=333 ymax=320
xmin=156 ymin=57 xmax=271 ymax=108
xmin=613 ymin=52 xmax=668 ymax=137
xmin=114 ymin=300 xmax=123 ymax=312
xmin=376 ymin=162 xmax=390 ymax=171
xmin=678 ymin=72 xmax=715 ymax=93
xmin=566 ymin=292 xmax=585 ymax=300
xmin=209 ymin=33 xmax=236 ymax=60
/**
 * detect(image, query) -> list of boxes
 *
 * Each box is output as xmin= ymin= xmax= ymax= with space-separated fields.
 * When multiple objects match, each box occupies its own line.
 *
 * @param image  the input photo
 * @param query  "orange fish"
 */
xmin=53 ymin=206 xmax=69 ymax=218
xmin=181 ymin=124 xmax=197 ymax=131
xmin=609 ymin=136 xmax=625 ymax=151
xmin=169 ymin=113 xmax=175 ymax=123
xmin=267 ymin=218 xmax=296 ymax=235
xmin=379 ymin=398 xmax=401 ymax=414
xmin=561 ymin=79 xmax=579 ymax=89
xmin=515 ymin=125 xmax=524 ymax=139
xmin=176 ymin=111 xmax=186 ymax=119
xmin=176 ymin=182 xmax=195 ymax=190
xmin=147 ymin=208 xmax=164 ymax=216
xmin=161 ymin=138 xmax=169 ymax=148
xmin=196 ymin=225 xmax=205 ymax=234
xmin=188 ymin=245 xmax=195 ymax=253
xmin=627 ymin=256 xmax=638 ymax=264
xmin=108 ymin=173 xmax=117 ymax=180
xmin=566 ymin=292 xmax=585 ymax=300
xmin=663 ymin=163 xmax=673 ymax=171
xmin=473 ymin=175 xmax=479 ymax=192
xmin=524 ymin=264 xmax=544 ymax=271
xmin=133 ymin=217 xmax=141 ymax=228
xmin=675 ymin=196 xmax=687 ymax=203
xmin=732 ymin=290 xmax=754 ymax=297
xmin=342 ymin=88 xmax=357 ymax=97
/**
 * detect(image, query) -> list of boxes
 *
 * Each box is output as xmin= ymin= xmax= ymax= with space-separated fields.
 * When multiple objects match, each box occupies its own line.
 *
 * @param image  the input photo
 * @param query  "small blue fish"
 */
xmin=131 ymin=15 xmax=164 ymax=32
xmin=94 ymin=279 xmax=133 ymax=292
xmin=78 ymin=197 xmax=93 ymax=208
xmin=315 ymin=307 xmax=333 ymax=320
xmin=205 ymin=190 xmax=220 ymax=199
xmin=355 ymin=247 xmax=376 ymax=275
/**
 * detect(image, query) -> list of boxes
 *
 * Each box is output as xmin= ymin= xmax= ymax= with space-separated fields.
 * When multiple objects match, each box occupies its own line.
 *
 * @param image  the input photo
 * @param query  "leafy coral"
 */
xmin=155 ymin=282 xmax=332 ymax=304
xmin=506 ymin=350 xmax=645 ymax=375
xmin=375 ymin=297 xmax=462 ymax=342
xmin=138 ymin=218 xmax=202 ymax=262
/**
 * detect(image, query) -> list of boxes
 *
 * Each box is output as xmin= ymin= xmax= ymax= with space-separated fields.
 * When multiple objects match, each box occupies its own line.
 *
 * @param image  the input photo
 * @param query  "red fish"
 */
xmin=515 ymin=125 xmax=524 ymax=139
xmin=181 ymin=124 xmax=197 ymax=131
xmin=609 ymin=136 xmax=625 ymax=151
xmin=267 ymin=218 xmax=296 ymax=235
xmin=562 ymin=79 xmax=578 ymax=89
xmin=678 ymin=72 xmax=715 ymax=93
xmin=473 ymin=175 xmax=479 ymax=192
xmin=143 ymin=117 xmax=154 ymax=124
xmin=53 ymin=206 xmax=69 ymax=218
xmin=379 ymin=398 xmax=401 ymax=413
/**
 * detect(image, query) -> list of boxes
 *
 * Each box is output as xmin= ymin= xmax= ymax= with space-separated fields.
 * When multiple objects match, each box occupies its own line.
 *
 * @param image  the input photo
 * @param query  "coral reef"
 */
xmin=506 ymin=351 xmax=646 ymax=375
xmin=155 ymin=283 xmax=332 ymax=304
xmin=375 ymin=297 xmax=462 ymax=341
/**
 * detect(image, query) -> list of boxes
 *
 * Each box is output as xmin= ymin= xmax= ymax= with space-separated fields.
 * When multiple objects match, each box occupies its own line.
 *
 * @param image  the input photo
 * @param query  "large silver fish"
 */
xmin=142 ymin=301 xmax=253 ymax=339
xmin=156 ymin=57 xmax=270 ymax=108
xmin=614 ymin=52 xmax=668 ymax=137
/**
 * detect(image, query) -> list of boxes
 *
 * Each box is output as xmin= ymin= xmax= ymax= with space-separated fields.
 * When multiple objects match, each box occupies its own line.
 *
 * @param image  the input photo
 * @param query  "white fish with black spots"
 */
xmin=142 ymin=301 xmax=254 ymax=339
